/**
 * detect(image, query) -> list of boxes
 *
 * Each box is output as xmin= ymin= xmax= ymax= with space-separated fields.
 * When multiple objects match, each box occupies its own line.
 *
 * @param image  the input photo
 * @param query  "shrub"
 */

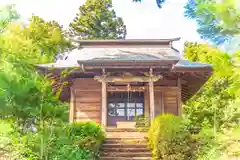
xmin=48 ymin=122 xmax=106 ymax=160
xmin=9 ymin=121 xmax=105 ymax=160
xmin=67 ymin=122 xmax=106 ymax=151
xmin=148 ymin=114 xmax=197 ymax=160
xmin=135 ymin=115 xmax=150 ymax=132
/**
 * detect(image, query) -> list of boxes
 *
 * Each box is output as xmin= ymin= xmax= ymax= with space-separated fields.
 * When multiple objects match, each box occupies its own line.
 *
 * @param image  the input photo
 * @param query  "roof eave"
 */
xmin=77 ymin=59 xmax=179 ymax=69
xmin=172 ymin=66 xmax=213 ymax=72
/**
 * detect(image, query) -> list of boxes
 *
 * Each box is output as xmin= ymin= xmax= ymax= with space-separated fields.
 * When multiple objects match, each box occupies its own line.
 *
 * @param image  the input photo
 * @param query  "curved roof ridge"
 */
xmin=71 ymin=38 xmax=181 ymax=46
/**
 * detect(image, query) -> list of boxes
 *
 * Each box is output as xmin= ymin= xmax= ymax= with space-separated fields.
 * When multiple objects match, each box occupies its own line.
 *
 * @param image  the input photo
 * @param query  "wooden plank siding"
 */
xmin=71 ymin=78 xmax=101 ymax=123
xmin=163 ymin=92 xmax=179 ymax=115
xmin=153 ymin=78 xmax=180 ymax=116
xmin=154 ymin=91 xmax=163 ymax=116
xmin=145 ymin=84 xmax=181 ymax=118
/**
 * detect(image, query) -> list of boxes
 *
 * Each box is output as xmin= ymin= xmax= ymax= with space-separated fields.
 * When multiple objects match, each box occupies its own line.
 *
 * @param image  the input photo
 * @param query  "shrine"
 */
xmin=37 ymin=38 xmax=212 ymax=127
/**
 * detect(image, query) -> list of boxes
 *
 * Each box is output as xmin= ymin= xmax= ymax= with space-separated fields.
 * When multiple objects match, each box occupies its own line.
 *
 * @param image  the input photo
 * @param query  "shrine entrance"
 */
xmin=107 ymin=92 xmax=144 ymax=126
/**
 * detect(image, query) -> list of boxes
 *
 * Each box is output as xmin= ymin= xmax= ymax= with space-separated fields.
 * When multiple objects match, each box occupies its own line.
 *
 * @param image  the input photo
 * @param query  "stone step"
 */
xmin=101 ymin=147 xmax=150 ymax=152
xmin=105 ymin=137 xmax=147 ymax=140
xmin=106 ymin=128 xmax=148 ymax=132
xmin=100 ymin=152 xmax=152 ymax=157
xmin=102 ymin=144 xmax=148 ymax=148
xmin=104 ymin=139 xmax=147 ymax=145
xmin=106 ymin=132 xmax=147 ymax=138
xmin=100 ymin=157 xmax=152 ymax=160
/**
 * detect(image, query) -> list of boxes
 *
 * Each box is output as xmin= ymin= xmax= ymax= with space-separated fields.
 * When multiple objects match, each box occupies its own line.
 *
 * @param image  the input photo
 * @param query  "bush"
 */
xmin=148 ymin=114 xmax=197 ymax=160
xmin=67 ymin=122 xmax=106 ymax=151
xmin=9 ymin=121 xmax=105 ymax=160
xmin=195 ymin=128 xmax=220 ymax=160
xmin=48 ymin=122 xmax=106 ymax=160
xmin=135 ymin=115 xmax=150 ymax=132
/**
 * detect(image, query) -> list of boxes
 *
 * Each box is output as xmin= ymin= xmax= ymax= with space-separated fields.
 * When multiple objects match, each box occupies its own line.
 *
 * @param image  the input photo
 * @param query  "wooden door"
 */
xmin=107 ymin=92 xmax=144 ymax=126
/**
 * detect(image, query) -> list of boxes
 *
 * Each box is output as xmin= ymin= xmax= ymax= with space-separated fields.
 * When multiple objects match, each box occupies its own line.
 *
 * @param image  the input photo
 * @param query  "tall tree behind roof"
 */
xmin=69 ymin=0 xmax=127 ymax=40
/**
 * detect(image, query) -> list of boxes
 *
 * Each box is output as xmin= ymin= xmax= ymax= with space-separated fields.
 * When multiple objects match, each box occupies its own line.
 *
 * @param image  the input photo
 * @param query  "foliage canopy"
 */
xmin=69 ymin=0 xmax=127 ymax=39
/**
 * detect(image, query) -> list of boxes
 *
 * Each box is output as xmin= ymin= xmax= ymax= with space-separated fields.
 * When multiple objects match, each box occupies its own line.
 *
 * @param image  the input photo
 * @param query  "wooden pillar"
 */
xmin=177 ymin=77 xmax=182 ymax=116
xmin=99 ymin=68 xmax=108 ymax=128
xmin=149 ymin=68 xmax=155 ymax=122
xmin=69 ymin=86 xmax=75 ymax=123
xmin=101 ymin=80 xmax=107 ymax=127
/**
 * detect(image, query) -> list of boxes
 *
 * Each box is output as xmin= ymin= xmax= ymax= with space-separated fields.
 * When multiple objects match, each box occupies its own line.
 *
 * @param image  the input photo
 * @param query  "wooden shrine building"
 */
xmin=37 ymin=38 xmax=212 ymax=128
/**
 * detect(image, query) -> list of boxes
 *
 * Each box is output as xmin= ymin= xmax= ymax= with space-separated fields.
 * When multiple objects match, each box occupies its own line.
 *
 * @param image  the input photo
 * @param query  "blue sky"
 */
xmin=0 ymin=0 xmax=202 ymax=51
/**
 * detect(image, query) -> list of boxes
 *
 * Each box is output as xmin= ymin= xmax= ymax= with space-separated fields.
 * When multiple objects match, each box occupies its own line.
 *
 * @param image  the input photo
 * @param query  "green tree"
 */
xmin=0 ymin=15 xmax=70 ymax=159
xmin=0 ymin=15 xmax=70 ymax=63
xmin=0 ymin=4 xmax=19 ymax=33
xmin=134 ymin=0 xmax=240 ymax=46
xmin=184 ymin=0 xmax=240 ymax=45
xmin=25 ymin=15 xmax=70 ymax=62
xmin=0 ymin=15 xmax=70 ymax=131
xmin=69 ymin=0 xmax=126 ymax=39
xmin=183 ymin=42 xmax=237 ymax=129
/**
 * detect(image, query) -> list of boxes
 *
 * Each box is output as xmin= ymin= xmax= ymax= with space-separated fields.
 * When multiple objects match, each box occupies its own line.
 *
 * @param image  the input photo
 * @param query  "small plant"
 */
xmin=134 ymin=115 xmax=150 ymax=132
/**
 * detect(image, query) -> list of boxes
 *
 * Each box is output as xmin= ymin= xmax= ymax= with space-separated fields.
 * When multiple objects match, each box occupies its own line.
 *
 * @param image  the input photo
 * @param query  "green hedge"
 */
xmin=148 ymin=114 xmax=197 ymax=160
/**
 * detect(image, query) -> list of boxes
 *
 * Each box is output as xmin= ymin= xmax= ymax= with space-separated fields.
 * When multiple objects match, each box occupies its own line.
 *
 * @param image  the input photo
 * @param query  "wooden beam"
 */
xmin=107 ymin=86 xmax=145 ymax=92
xmin=94 ymin=75 xmax=162 ymax=83
xmin=154 ymin=86 xmax=180 ymax=92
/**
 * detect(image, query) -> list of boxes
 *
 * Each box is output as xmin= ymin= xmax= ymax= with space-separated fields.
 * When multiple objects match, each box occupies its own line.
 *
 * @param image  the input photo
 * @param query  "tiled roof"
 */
xmin=36 ymin=47 xmax=212 ymax=70
xmin=37 ymin=47 xmax=182 ymax=68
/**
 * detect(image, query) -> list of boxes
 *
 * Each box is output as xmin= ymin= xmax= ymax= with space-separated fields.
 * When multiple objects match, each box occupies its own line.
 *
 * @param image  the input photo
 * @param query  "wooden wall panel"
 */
xmin=154 ymin=91 xmax=163 ymax=116
xmin=144 ymin=86 xmax=150 ymax=118
xmin=145 ymin=85 xmax=181 ymax=117
xmin=71 ymin=78 xmax=101 ymax=124
xmin=163 ymin=91 xmax=178 ymax=115
xmin=145 ymin=86 xmax=180 ymax=118
xmin=155 ymin=79 xmax=177 ymax=86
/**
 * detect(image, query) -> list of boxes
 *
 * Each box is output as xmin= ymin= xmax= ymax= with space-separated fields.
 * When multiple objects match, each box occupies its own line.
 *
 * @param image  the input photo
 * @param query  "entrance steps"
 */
xmin=100 ymin=128 xmax=152 ymax=160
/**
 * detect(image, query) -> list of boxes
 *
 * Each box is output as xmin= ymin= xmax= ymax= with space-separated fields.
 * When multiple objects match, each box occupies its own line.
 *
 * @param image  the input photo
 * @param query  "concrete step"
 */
xmin=100 ymin=152 xmax=152 ymax=157
xmin=100 ymin=157 xmax=152 ymax=160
